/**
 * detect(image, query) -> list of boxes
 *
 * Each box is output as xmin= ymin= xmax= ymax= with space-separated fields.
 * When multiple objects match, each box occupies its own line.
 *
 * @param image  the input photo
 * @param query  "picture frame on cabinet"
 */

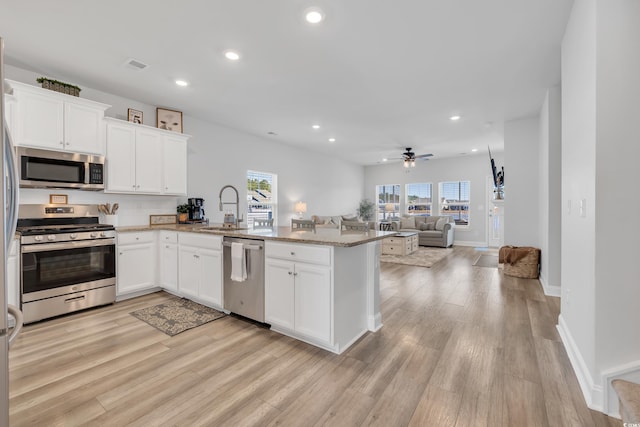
xmin=128 ymin=108 xmax=143 ymax=124
xmin=156 ymin=107 xmax=183 ymax=133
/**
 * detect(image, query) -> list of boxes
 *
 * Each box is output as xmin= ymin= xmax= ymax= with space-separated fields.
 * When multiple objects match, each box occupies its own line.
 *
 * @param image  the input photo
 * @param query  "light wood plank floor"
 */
xmin=9 ymin=246 xmax=621 ymax=426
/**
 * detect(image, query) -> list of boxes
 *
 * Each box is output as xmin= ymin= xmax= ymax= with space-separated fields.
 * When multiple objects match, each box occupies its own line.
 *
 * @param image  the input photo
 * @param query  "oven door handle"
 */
xmin=21 ymin=238 xmax=115 ymax=253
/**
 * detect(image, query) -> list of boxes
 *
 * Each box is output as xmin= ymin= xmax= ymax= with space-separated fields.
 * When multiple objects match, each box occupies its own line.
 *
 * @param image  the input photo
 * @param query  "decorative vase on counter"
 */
xmin=103 ymin=214 xmax=118 ymax=227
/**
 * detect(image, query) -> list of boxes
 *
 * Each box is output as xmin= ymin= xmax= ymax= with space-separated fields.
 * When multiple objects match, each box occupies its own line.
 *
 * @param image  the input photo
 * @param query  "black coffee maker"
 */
xmin=188 ymin=198 xmax=205 ymax=222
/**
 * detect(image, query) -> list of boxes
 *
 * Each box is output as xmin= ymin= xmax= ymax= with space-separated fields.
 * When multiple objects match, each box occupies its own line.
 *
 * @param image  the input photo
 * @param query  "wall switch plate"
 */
xmin=579 ymin=198 xmax=586 ymax=218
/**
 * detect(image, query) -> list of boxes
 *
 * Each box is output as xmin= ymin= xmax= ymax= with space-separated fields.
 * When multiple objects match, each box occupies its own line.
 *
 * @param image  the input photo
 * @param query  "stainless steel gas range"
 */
xmin=17 ymin=204 xmax=116 ymax=323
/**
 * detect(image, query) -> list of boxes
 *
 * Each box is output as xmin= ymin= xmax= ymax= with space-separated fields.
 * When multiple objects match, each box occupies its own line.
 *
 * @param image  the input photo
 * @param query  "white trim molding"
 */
xmin=538 ymin=272 xmax=561 ymax=297
xmin=454 ymin=240 xmax=488 ymax=247
xmin=557 ymin=314 xmax=603 ymax=412
xmin=602 ymin=361 xmax=640 ymax=418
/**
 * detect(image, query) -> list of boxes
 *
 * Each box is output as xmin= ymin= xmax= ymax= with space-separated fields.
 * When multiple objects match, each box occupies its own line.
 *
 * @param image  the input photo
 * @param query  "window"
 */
xmin=406 ymin=183 xmax=432 ymax=216
xmin=439 ymin=181 xmax=470 ymax=226
xmin=247 ymin=170 xmax=277 ymax=228
xmin=376 ymin=184 xmax=400 ymax=220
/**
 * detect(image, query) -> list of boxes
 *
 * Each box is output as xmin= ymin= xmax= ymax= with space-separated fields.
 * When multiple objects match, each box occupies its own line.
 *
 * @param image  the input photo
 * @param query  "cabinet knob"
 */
xmin=119 ymin=252 xmax=123 ymax=255
xmin=288 ymin=271 xmax=292 ymax=275
xmin=60 ymin=141 xmax=64 ymax=146
xmin=136 ymin=237 xmax=139 ymax=240
xmin=132 ymin=185 xmax=136 ymax=189
xmin=166 ymin=245 xmax=169 ymax=248
xmin=290 ymin=252 xmax=295 ymax=256
xmin=294 ymin=272 xmax=298 ymax=276
xmin=65 ymin=142 xmax=70 ymax=146
xmin=165 ymin=186 xmax=168 ymax=190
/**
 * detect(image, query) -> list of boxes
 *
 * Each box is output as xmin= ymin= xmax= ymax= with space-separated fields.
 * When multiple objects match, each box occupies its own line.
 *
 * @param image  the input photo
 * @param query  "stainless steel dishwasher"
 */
xmin=223 ymin=236 xmax=265 ymax=323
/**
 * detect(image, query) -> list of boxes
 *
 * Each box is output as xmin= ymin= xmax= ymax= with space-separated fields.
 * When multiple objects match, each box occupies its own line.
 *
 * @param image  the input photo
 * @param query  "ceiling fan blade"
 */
xmin=415 ymin=153 xmax=433 ymax=159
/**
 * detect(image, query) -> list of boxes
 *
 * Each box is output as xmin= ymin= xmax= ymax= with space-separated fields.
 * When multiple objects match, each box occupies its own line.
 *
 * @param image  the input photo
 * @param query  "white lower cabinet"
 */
xmin=178 ymin=234 xmax=223 ymax=309
xmin=265 ymin=241 xmax=332 ymax=346
xmin=158 ymin=231 xmax=178 ymax=293
xmin=117 ymin=232 xmax=157 ymax=296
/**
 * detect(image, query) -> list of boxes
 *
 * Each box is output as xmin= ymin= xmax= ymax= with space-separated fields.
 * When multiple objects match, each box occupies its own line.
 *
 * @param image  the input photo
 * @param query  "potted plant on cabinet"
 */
xmin=177 ymin=204 xmax=189 ymax=223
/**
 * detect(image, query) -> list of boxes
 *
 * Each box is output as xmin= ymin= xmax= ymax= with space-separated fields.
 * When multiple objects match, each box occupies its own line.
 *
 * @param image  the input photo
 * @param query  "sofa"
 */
xmin=311 ymin=214 xmax=374 ymax=229
xmin=391 ymin=215 xmax=455 ymax=247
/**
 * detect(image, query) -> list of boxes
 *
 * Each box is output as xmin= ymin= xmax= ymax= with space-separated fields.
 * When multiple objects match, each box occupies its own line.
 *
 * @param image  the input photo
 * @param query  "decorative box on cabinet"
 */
xmin=7 ymin=79 xmax=109 ymax=155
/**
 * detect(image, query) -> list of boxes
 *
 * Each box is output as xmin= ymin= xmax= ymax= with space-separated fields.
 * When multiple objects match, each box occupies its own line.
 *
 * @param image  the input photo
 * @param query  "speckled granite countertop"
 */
xmin=115 ymin=224 xmax=396 ymax=247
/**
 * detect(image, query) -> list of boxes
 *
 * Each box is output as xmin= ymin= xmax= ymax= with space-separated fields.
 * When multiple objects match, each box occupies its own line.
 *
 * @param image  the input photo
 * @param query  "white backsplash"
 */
xmin=19 ymin=188 xmax=182 ymax=226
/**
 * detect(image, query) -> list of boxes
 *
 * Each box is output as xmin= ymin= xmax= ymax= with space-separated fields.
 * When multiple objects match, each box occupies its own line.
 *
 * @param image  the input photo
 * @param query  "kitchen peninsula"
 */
xmin=116 ymin=225 xmax=395 ymax=354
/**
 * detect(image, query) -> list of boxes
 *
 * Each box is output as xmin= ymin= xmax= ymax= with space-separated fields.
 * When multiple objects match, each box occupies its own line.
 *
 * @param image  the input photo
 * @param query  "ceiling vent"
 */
xmin=123 ymin=58 xmax=149 ymax=71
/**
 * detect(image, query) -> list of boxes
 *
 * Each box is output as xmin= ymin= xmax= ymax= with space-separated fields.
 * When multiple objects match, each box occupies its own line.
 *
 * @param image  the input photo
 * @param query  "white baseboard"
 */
xmin=557 ymin=314 xmax=603 ymax=412
xmin=538 ymin=272 xmax=561 ymax=297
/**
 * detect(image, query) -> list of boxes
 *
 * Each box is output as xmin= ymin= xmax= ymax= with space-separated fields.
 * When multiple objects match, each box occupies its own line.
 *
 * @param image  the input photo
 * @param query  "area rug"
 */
xmin=473 ymin=254 xmax=499 ymax=268
xmin=380 ymin=247 xmax=451 ymax=268
xmin=130 ymin=298 xmax=226 ymax=336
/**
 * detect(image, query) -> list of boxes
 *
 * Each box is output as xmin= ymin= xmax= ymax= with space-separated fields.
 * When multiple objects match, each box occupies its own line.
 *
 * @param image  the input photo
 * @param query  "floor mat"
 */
xmin=130 ymin=298 xmax=226 ymax=336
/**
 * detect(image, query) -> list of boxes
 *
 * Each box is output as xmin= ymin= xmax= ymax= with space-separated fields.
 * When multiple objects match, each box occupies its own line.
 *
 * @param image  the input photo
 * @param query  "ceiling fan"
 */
xmin=392 ymin=147 xmax=433 ymax=168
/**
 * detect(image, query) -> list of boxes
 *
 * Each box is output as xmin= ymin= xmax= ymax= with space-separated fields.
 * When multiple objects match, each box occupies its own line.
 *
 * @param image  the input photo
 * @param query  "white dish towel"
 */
xmin=230 ymin=242 xmax=247 ymax=282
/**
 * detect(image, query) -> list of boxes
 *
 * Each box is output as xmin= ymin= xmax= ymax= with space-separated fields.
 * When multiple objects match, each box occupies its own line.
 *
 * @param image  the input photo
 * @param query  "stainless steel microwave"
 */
xmin=17 ymin=147 xmax=105 ymax=191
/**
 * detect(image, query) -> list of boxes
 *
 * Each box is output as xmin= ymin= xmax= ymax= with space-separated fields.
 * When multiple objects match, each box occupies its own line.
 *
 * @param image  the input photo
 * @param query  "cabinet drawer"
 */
xmin=118 ymin=231 xmax=155 ymax=245
xmin=179 ymin=232 xmax=222 ymax=250
xmin=159 ymin=231 xmax=178 ymax=244
xmin=266 ymin=241 xmax=331 ymax=266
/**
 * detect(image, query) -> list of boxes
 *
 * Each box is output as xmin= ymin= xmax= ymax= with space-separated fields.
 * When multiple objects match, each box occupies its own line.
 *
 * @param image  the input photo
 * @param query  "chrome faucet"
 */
xmin=219 ymin=185 xmax=243 ymax=228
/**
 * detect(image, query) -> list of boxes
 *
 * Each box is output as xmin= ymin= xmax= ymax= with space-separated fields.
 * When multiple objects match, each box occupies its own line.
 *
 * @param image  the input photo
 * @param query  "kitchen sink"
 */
xmin=199 ymin=225 xmax=248 ymax=231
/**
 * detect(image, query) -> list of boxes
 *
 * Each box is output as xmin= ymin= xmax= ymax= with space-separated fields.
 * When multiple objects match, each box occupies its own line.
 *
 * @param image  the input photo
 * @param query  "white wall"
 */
xmin=5 ymin=64 xmax=364 ymax=225
xmin=363 ymin=152 xmax=503 ymax=246
xmin=185 ymin=115 xmax=364 ymax=225
xmin=504 ymin=117 xmax=540 ymax=247
xmin=594 ymin=0 xmax=640 ymax=410
xmin=538 ymin=87 xmax=562 ymax=296
xmin=560 ymin=0 xmax=598 ymax=403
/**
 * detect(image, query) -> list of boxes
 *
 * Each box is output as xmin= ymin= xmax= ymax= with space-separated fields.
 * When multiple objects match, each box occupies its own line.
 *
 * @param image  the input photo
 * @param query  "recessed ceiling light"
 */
xmin=305 ymin=9 xmax=324 ymax=24
xmin=328 ymin=138 xmax=336 ymax=143
xmin=312 ymin=124 xmax=320 ymax=130
xmin=225 ymin=51 xmax=240 ymax=61
xmin=450 ymin=115 xmax=461 ymax=121
xmin=382 ymin=158 xmax=388 ymax=162
xmin=471 ymin=148 xmax=478 ymax=152
xmin=175 ymin=80 xmax=189 ymax=87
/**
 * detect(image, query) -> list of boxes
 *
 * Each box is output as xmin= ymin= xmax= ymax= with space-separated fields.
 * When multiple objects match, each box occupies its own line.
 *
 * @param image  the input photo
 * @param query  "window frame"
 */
xmin=247 ymin=170 xmax=277 ymax=228
xmin=376 ymin=184 xmax=401 ymax=221
xmin=438 ymin=180 xmax=470 ymax=227
xmin=405 ymin=182 xmax=433 ymax=217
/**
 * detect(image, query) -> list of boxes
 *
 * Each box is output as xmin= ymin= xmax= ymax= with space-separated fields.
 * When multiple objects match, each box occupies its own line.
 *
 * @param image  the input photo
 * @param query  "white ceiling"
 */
xmin=0 ymin=0 xmax=573 ymax=165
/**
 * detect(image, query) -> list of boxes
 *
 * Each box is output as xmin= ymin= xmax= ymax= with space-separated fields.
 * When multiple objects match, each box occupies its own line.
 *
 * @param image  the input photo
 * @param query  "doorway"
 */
xmin=487 ymin=176 xmax=504 ymax=248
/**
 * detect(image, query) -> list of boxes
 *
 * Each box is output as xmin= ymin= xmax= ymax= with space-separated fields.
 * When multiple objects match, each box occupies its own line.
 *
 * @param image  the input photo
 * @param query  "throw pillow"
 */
xmin=418 ymin=223 xmax=429 ymax=231
xmin=435 ymin=217 xmax=448 ymax=231
xmin=426 ymin=222 xmax=435 ymax=230
xmin=342 ymin=215 xmax=357 ymax=222
xmin=400 ymin=217 xmax=416 ymax=229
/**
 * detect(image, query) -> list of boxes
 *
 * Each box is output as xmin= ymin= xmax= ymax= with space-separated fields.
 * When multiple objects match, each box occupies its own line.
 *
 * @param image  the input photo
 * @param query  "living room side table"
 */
xmin=379 ymin=222 xmax=392 ymax=231
xmin=382 ymin=232 xmax=419 ymax=255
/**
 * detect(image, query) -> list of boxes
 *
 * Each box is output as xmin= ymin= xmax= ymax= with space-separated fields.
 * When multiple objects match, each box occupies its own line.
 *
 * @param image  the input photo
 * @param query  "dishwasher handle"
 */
xmin=222 ymin=241 xmax=263 ymax=251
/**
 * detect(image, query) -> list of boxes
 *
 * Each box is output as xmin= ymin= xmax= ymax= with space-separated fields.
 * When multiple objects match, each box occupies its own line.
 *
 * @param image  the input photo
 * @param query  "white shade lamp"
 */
xmin=384 ymin=203 xmax=395 ymax=220
xmin=295 ymin=201 xmax=307 ymax=218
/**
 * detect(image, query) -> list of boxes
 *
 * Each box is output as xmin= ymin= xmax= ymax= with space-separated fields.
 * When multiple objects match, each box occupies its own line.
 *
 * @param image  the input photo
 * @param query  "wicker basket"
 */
xmin=501 ymin=246 xmax=540 ymax=279
xmin=39 ymin=79 xmax=80 ymax=97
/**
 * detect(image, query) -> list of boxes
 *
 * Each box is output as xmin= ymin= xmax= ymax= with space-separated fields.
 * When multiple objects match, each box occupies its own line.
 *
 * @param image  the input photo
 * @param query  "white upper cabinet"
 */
xmin=105 ymin=118 xmax=188 ymax=195
xmin=162 ymin=134 xmax=187 ymax=195
xmin=6 ymin=80 xmax=109 ymax=155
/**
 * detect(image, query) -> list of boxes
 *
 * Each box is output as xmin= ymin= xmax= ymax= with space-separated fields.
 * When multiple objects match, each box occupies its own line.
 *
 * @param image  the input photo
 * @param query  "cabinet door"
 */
xmin=117 ymin=243 xmax=156 ymax=295
xmin=16 ymin=89 xmax=64 ymax=150
xmin=198 ymin=248 xmax=223 ymax=308
xmin=159 ymin=243 xmax=178 ymax=292
xmin=64 ymin=101 xmax=104 ymax=154
xmin=178 ymin=245 xmax=200 ymax=299
xmin=135 ymin=128 xmax=163 ymax=193
xmin=162 ymin=135 xmax=187 ymax=195
xmin=106 ymin=123 xmax=136 ymax=192
xmin=294 ymin=263 xmax=332 ymax=344
xmin=265 ymin=259 xmax=295 ymax=330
